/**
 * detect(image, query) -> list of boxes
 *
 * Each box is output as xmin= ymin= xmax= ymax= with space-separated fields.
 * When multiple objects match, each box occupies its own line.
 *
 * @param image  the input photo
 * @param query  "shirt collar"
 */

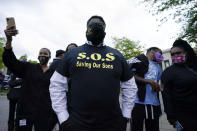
xmin=86 ymin=41 xmax=105 ymax=47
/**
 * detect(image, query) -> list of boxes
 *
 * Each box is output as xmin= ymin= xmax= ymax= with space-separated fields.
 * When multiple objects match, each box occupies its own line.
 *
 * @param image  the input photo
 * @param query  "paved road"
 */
xmin=0 ymin=95 xmax=175 ymax=131
xmin=0 ymin=95 xmax=9 ymax=131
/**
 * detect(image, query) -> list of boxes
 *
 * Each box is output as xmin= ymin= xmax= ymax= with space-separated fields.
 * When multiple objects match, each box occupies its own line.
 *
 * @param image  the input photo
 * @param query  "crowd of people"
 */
xmin=1 ymin=15 xmax=197 ymax=131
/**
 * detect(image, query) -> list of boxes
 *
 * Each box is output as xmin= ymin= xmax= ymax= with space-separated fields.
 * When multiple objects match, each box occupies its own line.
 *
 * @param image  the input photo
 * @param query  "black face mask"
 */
xmin=38 ymin=56 xmax=49 ymax=65
xmin=86 ymin=23 xmax=106 ymax=46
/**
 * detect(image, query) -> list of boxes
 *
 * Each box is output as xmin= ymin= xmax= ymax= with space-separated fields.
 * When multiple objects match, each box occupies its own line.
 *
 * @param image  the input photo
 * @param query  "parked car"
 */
xmin=2 ymin=74 xmax=11 ymax=90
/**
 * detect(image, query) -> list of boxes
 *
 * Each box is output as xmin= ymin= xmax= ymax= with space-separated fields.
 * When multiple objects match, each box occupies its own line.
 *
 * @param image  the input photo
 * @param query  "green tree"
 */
xmin=113 ymin=37 xmax=143 ymax=60
xmin=143 ymin=0 xmax=197 ymax=44
xmin=0 ymin=37 xmax=6 ymax=69
xmin=19 ymin=54 xmax=27 ymax=60
xmin=19 ymin=54 xmax=38 ymax=64
xmin=28 ymin=60 xmax=38 ymax=64
xmin=194 ymin=45 xmax=197 ymax=54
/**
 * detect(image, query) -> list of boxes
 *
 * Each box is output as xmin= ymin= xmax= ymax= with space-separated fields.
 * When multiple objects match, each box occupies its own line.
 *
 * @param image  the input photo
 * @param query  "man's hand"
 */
xmin=134 ymin=75 xmax=160 ymax=92
xmin=4 ymin=28 xmax=18 ymax=41
xmin=60 ymin=117 xmax=71 ymax=130
xmin=4 ymin=28 xmax=18 ymax=49
xmin=146 ymin=79 xmax=160 ymax=92
xmin=123 ymin=117 xmax=130 ymax=123
xmin=168 ymin=119 xmax=176 ymax=127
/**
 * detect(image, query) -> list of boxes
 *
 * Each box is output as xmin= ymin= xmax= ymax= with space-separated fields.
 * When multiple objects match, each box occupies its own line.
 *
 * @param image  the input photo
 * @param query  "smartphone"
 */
xmin=6 ymin=17 xmax=16 ymax=29
xmin=175 ymin=121 xmax=183 ymax=131
xmin=6 ymin=17 xmax=18 ymax=35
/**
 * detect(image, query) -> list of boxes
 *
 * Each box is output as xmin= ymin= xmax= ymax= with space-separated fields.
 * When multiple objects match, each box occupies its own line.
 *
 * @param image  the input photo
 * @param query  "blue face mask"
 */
xmin=154 ymin=52 xmax=163 ymax=62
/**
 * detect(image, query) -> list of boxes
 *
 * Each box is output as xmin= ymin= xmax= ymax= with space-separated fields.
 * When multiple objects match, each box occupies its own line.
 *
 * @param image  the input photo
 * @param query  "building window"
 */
xmin=158 ymin=62 xmax=162 ymax=69
xmin=164 ymin=60 xmax=170 ymax=68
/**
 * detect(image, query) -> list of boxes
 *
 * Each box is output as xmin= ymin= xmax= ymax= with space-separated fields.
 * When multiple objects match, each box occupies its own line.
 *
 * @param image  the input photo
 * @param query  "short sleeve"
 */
xmin=56 ymin=53 xmax=70 ymax=77
xmin=120 ymin=56 xmax=133 ymax=82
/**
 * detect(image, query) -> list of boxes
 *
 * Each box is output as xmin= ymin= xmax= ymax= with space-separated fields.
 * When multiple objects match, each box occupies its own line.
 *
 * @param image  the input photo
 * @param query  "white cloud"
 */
xmin=0 ymin=0 xmax=181 ymax=62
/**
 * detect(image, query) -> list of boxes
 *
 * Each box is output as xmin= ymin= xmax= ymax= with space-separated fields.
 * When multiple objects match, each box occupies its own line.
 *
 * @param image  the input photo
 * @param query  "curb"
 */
xmin=0 ymin=93 xmax=7 ymax=96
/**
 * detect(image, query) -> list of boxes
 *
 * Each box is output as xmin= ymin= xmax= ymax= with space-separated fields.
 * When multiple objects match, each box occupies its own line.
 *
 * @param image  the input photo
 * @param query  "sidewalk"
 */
xmin=159 ymin=114 xmax=176 ymax=131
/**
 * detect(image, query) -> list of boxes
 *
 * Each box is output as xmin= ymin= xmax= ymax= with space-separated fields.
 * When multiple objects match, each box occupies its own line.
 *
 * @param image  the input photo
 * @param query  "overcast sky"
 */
xmin=0 ymin=0 xmax=181 ymax=62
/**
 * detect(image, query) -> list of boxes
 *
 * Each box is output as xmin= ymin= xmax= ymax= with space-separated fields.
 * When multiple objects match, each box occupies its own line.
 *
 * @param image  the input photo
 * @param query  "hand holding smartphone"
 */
xmin=6 ymin=17 xmax=18 ymax=36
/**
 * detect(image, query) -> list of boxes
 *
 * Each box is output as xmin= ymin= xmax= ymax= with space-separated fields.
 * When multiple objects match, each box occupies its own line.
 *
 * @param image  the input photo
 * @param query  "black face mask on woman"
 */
xmin=86 ymin=23 xmax=106 ymax=46
xmin=38 ymin=56 xmax=49 ymax=65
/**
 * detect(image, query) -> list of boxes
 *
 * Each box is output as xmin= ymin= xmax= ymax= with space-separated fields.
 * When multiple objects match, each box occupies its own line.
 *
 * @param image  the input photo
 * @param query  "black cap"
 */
xmin=56 ymin=50 xmax=65 ymax=57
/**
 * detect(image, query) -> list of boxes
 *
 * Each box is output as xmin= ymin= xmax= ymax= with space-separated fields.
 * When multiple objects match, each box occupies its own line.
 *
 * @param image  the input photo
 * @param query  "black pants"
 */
xmin=131 ymin=103 xmax=160 ymax=131
xmin=15 ymin=101 xmax=58 ymax=131
xmin=60 ymin=117 xmax=127 ymax=131
xmin=15 ymin=114 xmax=57 ymax=131
xmin=15 ymin=103 xmax=58 ymax=131
xmin=8 ymin=100 xmax=18 ymax=131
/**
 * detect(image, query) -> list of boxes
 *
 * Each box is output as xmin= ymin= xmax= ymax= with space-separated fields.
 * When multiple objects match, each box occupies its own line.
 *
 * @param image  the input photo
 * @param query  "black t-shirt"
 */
xmin=161 ymin=64 xmax=197 ymax=114
xmin=50 ymin=58 xmax=61 ymax=70
xmin=56 ymin=43 xmax=133 ymax=128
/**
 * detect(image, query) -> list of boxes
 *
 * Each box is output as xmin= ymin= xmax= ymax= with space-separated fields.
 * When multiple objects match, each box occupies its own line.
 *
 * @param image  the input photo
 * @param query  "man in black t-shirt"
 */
xmin=49 ymin=15 xmax=138 ymax=131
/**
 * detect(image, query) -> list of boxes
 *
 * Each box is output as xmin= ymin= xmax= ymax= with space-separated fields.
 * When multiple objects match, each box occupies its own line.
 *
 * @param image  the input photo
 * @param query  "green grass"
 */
xmin=0 ymin=89 xmax=9 ymax=94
